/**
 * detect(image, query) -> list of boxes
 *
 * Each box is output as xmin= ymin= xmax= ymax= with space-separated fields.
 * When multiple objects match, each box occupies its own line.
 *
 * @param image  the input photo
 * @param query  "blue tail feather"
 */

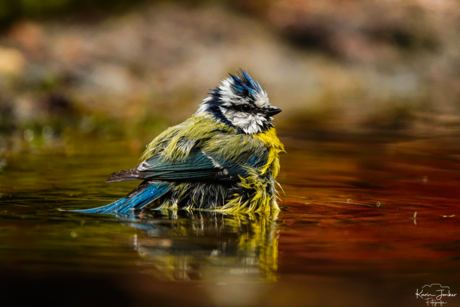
xmin=70 ymin=183 xmax=172 ymax=214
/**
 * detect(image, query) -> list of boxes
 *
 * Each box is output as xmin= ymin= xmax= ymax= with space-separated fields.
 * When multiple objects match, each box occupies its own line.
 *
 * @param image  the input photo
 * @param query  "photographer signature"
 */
xmin=416 ymin=283 xmax=457 ymax=306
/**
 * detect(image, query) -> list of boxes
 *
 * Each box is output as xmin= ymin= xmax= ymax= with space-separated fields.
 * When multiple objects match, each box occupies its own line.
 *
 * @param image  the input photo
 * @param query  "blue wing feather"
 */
xmin=137 ymin=150 xmax=267 ymax=182
xmin=70 ymin=182 xmax=172 ymax=214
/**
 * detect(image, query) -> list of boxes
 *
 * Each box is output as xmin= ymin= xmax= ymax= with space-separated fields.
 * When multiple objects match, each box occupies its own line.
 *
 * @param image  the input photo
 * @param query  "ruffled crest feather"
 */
xmin=228 ymin=69 xmax=263 ymax=99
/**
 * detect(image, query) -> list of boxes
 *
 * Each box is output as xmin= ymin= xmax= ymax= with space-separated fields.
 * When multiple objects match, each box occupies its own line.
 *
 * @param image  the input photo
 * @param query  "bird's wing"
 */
xmin=106 ymin=149 xmax=268 ymax=183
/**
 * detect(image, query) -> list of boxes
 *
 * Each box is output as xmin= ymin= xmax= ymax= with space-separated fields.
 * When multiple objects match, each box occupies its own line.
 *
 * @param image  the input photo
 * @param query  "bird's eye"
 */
xmin=238 ymin=104 xmax=251 ymax=112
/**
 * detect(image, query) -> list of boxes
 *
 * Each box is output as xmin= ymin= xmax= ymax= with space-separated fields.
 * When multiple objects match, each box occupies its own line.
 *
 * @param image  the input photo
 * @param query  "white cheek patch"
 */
xmin=254 ymin=114 xmax=266 ymax=126
xmin=220 ymin=107 xmax=269 ymax=134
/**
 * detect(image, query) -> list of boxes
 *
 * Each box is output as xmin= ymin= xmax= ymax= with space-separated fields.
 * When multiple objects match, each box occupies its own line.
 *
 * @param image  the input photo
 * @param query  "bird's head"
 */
xmin=196 ymin=70 xmax=282 ymax=134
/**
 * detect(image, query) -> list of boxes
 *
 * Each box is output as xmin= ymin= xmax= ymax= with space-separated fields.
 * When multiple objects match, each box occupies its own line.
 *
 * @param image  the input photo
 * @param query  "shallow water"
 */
xmin=1 ymin=132 xmax=459 ymax=306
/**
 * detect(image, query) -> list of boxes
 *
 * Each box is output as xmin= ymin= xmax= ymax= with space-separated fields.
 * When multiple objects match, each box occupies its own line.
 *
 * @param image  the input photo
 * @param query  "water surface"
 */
xmin=1 ymin=132 xmax=459 ymax=306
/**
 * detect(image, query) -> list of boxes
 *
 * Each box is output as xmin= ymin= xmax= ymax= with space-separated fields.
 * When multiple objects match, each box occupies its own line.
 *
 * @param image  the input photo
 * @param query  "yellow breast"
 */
xmin=254 ymin=128 xmax=285 ymax=178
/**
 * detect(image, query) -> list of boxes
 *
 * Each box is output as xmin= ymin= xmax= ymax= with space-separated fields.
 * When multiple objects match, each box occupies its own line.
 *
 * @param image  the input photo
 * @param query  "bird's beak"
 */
xmin=266 ymin=106 xmax=282 ymax=116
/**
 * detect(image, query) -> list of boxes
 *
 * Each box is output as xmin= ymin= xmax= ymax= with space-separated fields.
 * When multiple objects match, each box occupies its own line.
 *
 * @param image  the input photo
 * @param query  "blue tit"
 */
xmin=73 ymin=70 xmax=284 ymax=214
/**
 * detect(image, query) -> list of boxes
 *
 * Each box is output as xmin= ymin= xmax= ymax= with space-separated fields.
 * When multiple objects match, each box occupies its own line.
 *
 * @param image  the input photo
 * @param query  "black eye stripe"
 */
xmin=238 ymin=104 xmax=251 ymax=112
xmin=228 ymin=103 xmax=253 ymax=113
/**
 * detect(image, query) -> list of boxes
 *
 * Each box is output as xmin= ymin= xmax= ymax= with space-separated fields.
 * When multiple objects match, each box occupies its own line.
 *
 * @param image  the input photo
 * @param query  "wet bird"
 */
xmin=74 ymin=70 xmax=284 ymax=214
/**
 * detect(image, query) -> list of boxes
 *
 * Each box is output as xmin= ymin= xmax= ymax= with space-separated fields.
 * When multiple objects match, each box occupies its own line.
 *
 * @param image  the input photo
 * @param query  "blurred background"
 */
xmin=1 ymin=1 xmax=460 ymax=307
xmin=1 ymin=0 xmax=460 ymax=148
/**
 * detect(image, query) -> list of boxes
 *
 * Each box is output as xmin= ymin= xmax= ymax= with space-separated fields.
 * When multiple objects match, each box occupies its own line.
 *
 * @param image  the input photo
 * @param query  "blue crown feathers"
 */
xmin=228 ymin=70 xmax=263 ymax=99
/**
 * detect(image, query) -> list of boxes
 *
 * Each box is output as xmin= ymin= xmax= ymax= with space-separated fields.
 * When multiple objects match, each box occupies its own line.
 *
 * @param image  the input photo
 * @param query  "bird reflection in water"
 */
xmin=119 ymin=211 xmax=279 ymax=282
